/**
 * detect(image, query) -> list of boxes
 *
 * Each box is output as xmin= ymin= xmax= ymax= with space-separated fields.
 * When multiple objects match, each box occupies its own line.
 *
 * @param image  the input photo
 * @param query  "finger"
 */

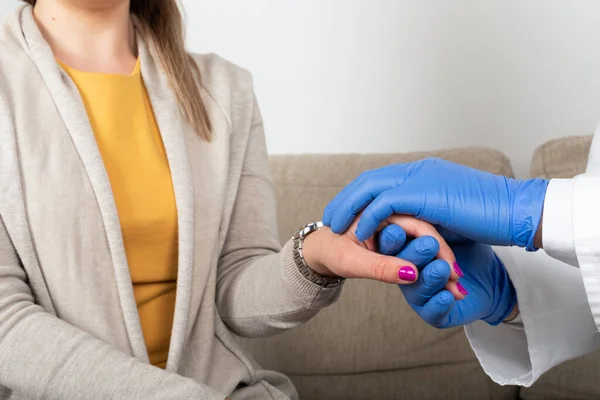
xmin=377 ymin=224 xmax=408 ymax=256
xmin=380 ymin=215 xmax=460 ymax=281
xmin=416 ymin=290 xmax=454 ymax=328
xmin=401 ymin=259 xmax=451 ymax=306
xmin=323 ymin=167 xmax=398 ymax=229
xmin=395 ymin=235 xmax=440 ymax=269
xmin=445 ymin=279 xmax=468 ymax=301
xmin=354 ymin=186 xmax=424 ymax=242
xmin=323 ymin=176 xmax=365 ymax=228
xmin=327 ymin=165 xmax=414 ymax=233
xmin=323 ymin=165 xmax=409 ymax=228
xmin=328 ymin=182 xmax=390 ymax=235
xmin=330 ymin=243 xmax=418 ymax=284
xmin=323 ymin=174 xmax=368 ymax=227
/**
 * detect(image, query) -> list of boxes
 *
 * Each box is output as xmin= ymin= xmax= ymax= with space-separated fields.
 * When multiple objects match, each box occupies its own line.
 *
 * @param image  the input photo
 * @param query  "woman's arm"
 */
xmin=215 ymin=97 xmax=343 ymax=337
xmin=215 ymin=96 xmax=453 ymax=338
xmin=0 ymin=216 xmax=226 ymax=400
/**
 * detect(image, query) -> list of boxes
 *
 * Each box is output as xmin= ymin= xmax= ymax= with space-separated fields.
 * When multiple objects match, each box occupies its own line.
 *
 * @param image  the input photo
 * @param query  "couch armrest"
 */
xmin=530 ymin=136 xmax=592 ymax=179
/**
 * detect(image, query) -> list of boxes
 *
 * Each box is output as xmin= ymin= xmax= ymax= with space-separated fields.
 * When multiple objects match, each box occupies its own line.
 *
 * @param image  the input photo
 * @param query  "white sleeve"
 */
xmin=465 ymin=246 xmax=600 ymax=387
xmin=545 ymin=173 xmax=600 ymax=328
xmin=573 ymin=175 xmax=600 ymax=328
xmin=542 ymin=179 xmax=578 ymax=267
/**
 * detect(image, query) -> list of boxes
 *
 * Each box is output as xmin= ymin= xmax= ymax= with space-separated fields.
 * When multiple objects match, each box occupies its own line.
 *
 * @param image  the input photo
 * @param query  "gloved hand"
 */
xmin=302 ymin=212 xmax=458 ymax=285
xmin=378 ymin=224 xmax=517 ymax=327
xmin=323 ymin=158 xmax=549 ymax=251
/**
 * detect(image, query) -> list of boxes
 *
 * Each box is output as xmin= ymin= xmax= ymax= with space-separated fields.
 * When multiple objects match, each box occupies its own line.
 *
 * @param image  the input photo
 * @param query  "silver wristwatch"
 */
xmin=292 ymin=222 xmax=345 ymax=288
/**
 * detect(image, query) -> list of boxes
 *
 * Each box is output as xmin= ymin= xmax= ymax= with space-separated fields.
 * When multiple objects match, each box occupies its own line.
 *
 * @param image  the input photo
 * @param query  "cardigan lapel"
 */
xmin=19 ymin=7 xmax=149 ymax=362
xmin=136 ymin=37 xmax=197 ymax=372
xmin=137 ymin=36 xmax=231 ymax=372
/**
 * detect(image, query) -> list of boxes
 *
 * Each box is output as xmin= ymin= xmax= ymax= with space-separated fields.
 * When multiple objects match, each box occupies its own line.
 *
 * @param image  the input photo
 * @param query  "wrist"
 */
xmin=512 ymin=178 xmax=549 ymax=250
xmin=485 ymin=285 xmax=518 ymax=326
xmin=301 ymin=227 xmax=340 ymax=278
xmin=483 ymin=253 xmax=518 ymax=326
xmin=503 ymin=303 xmax=519 ymax=322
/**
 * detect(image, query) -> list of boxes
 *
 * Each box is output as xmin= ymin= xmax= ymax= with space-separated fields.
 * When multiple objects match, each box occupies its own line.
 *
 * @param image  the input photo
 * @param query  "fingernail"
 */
xmin=453 ymin=262 xmax=464 ymax=277
xmin=457 ymin=281 xmax=469 ymax=295
xmin=398 ymin=266 xmax=417 ymax=282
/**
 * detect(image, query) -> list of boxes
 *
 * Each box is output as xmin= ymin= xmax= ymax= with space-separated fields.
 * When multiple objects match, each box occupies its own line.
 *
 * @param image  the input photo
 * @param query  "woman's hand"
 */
xmin=380 ymin=215 xmax=467 ymax=299
xmin=322 ymin=157 xmax=549 ymax=251
xmin=379 ymin=225 xmax=517 ymax=328
xmin=302 ymin=214 xmax=465 ymax=298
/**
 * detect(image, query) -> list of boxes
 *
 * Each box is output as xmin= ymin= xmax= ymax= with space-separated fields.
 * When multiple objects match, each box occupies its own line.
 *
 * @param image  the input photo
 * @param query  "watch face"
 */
xmin=297 ymin=222 xmax=324 ymax=239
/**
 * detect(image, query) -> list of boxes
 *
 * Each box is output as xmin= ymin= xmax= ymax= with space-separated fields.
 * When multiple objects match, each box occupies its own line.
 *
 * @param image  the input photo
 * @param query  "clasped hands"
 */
xmin=303 ymin=213 xmax=516 ymax=328
xmin=304 ymin=158 xmax=548 ymax=328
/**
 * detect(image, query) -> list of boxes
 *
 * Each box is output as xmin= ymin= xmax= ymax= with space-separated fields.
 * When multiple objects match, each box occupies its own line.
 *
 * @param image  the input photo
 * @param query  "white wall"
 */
xmin=5 ymin=1 xmax=600 ymax=177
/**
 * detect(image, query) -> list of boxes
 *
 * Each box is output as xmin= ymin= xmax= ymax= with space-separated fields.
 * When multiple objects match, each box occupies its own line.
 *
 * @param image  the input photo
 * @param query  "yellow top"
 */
xmin=60 ymin=59 xmax=178 ymax=369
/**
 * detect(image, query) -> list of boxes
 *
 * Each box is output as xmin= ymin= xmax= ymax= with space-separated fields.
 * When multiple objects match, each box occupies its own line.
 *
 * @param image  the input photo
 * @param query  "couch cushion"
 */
xmin=289 ymin=363 xmax=512 ymax=400
xmin=529 ymin=135 xmax=592 ymax=179
xmin=238 ymin=148 xmax=518 ymax=400
xmin=522 ymin=135 xmax=598 ymax=400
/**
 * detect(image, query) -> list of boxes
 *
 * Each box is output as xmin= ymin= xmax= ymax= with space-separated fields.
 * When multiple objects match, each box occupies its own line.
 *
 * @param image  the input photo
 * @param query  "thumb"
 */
xmin=336 ymin=244 xmax=418 ymax=284
xmin=417 ymin=290 xmax=455 ymax=328
xmin=378 ymin=224 xmax=407 ymax=256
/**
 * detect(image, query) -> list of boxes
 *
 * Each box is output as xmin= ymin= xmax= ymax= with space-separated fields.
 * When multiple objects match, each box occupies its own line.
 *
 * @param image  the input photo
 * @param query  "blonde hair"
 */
xmin=23 ymin=0 xmax=212 ymax=141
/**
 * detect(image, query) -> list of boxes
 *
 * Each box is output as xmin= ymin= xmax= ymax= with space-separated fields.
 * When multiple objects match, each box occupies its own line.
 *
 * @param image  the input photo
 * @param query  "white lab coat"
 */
xmin=465 ymin=125 xmax=600 ymax=386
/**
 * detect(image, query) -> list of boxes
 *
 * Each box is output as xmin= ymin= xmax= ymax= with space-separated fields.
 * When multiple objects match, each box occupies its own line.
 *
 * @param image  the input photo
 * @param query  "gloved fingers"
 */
xmin=322 ymin=175 xmax=361 ymax=228
xmin=401 ymin=259 xmax=451 ymax=306
xmin=322 ymin=170 xmax=387 ymax=231
xmin=324 ymin=165 xmax=414 ymax=234
xmin=379 ymin=215 xmax=460 ymax=281
xmin=393 ymin=235 xmax=439 ymax=270
xmin=415 ymin=290 xmax=455 ymax=328
xmin=377 ymin=224 xmax=408 ymax=256
xmin=354 ymin=186 xmax=425 ymax=242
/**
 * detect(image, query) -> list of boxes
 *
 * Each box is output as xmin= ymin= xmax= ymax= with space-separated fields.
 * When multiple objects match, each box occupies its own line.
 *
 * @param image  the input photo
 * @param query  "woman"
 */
xmin=325 ymin=126 xmax=600 ymax=386
xmin=0 ymin=1 xmax=465 ymax=399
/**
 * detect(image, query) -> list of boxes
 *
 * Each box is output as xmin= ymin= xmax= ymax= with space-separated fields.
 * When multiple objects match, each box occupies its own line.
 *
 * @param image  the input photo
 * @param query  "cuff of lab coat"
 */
xmin=543 ymin=179 xmax=578 ymax=267
xmin=465 ymin=247 xmax=599 ymax=387
xmin=573 ymin=175 xmax=600 ymax=327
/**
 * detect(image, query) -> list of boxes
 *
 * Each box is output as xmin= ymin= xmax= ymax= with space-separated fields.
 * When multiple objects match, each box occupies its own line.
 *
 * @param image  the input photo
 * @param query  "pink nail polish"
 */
xmin=457 ymin=282 xmax=469 ymax=295
xmin=398 ymin=266 xmax=416 ymax=282
xmin=453 ymin=262 xmax=464 ymax=277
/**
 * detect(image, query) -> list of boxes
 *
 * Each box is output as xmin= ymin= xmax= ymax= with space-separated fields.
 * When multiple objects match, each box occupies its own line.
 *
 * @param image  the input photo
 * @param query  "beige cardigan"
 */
xmin=0 ymin=5 xmax=343 ymax=400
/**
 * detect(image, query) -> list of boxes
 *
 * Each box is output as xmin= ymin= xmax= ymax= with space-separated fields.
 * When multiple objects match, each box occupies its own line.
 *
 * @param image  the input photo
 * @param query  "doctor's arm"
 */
xmin=322 ymin=155 xmax=600 ymax=272
xmin=466 ymin=246 xmax=600 ymax=387
xmin=465 ymin=173 xmax=600 ymax=386
xmin=378 ymin=225 xmax=600 ymax=387
xmin=0 ymin=215 xmax=227 ymax=400
xmin=321 ymin=136 xmax=600 ymax=387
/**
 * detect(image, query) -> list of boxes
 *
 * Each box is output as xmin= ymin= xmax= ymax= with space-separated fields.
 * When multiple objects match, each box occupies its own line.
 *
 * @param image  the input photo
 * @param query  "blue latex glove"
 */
xmin=324 ymin=158 xmax=549 ymax=251
xmin=379 ymin=224 xmax=517 ymax=327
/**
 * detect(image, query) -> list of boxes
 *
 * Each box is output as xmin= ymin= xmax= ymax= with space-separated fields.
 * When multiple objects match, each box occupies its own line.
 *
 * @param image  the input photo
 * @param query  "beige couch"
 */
xmin=240 ymin=136 xmax=595 ymax=400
